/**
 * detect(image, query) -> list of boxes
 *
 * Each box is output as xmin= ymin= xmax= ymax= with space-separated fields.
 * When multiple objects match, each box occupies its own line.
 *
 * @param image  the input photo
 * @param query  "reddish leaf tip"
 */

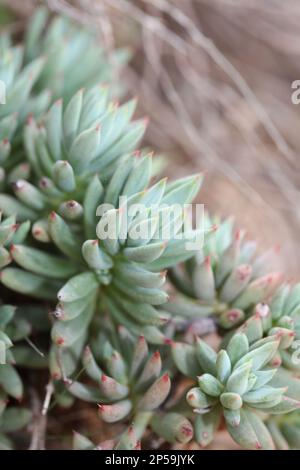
xmin=235 ymin=229 xmax=243 ymax=241
xmin=204 ymin=255 xmax=211 ymax=269
xmin=134 ymin=440 xmax=141 ymax=450
xmin=181 ymin=425 xmax=193 ymax=437
xmin=227 ymin=310 xmax=240 ymax=322
xmin=255 ymin=441 xmax=262 ymax=449
xmin=153 ymin=351 xmax=161 ymax=360
xmin=164 ymin=338 xmax=173 ymax=346
xmin=26 ymin=113 xmax=34 ymax=125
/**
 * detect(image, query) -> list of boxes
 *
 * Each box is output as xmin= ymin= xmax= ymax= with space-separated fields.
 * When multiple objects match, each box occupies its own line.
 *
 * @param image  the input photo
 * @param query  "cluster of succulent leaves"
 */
xmin=165 ymin=214 xmax=283 ymax=330
xmin=0 ymin=6 xmax=299 ymax=451
xmin=73 ymin=423 xmax=142 ymax=451
xmin=0 ymin=301 xmax=48 ymax=449
xmin=0 ymin=6 xmax=127 ymax=186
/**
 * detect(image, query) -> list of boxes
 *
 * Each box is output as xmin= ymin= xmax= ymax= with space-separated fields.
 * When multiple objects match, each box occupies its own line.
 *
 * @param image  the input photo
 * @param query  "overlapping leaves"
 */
xmin=0 ymin=6 xmax=127 ymax=186
xmin=173 ymin=330 xmax=300 ymax=449
xmin=166 ymin=214 xmax=282 ymax=330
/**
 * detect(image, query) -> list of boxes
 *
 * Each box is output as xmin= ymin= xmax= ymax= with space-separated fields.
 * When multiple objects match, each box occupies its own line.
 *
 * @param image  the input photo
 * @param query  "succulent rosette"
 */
xmin=173 ymin=330 xmax=300 ymax=449
xmin=166 ymin=214 xmax=282 ymax=331
xmin=0 ymin=6 xmax=127 ymax=185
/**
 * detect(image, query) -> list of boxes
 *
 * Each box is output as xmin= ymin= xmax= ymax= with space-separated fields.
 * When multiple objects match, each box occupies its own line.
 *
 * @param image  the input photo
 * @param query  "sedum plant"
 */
xmin=0 ymin=38 xmax=47 ymax=177
xmin=67 ymin=320 xmax=193 ymax=446
xmin=0 ymin=304 xmax=34 ymax=451
xmin=265 ymin=364 xmax=300 ymax=447
xmin=0 ymin=85 xmax=145 ymax=224
xmin=267 ymin=412 xmax=300 ymax=450
xmin=23 ymin=7 xmax=128 ymax=102
xmin=73 ymin=412 xmax=194 ymax=449
xmin=166 ymin=214 xmax=282 ymax=330
xmin=0 ymin=5 xmax=298 ymax=451
xmin=0 ymin=405 xmax=32 ymax=450
xmin=0 ymin=6 xmax=127 ymax=187
xmin=73 ymin=423 xmax=142 ymax=450
xmin=267 ymin=283 xmax=300 ymax=371
xmin=185 ymin=333 xmax=299 ymax=450
xmin=1 ymin=156 xmax=203 ymax=376
xmin=0 ymin=212 xmax=30 ymax=268
xmin=225 ymin=297 xmax=300 ymax=371
xmin=0 ymin=304 xmax=24 ymax=399
xmin=172 ymin=308 xmax=300 ymax=449
xmin=67 ymin=324 xmax=172 ymax=421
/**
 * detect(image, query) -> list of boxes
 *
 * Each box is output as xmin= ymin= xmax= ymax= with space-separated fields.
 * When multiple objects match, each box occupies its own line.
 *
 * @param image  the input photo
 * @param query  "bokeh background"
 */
xmin=1 ymin=0 xmax=300 ymax=449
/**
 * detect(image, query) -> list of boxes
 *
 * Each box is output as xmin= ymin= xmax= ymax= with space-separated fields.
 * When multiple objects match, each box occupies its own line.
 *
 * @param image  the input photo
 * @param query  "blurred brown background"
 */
xmin=3 ymin=0 xmax=300 ymax=279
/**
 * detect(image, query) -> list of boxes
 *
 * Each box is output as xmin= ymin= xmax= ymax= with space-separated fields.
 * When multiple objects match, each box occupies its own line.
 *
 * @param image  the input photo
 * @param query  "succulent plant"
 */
xmin=267 ymin=284 xmax=300 ymax=371
xmin=62 ymin=324 xmax=171 ymax=426
xmin=73 ymin=423 xmax=141 ymax=450
xmin=0 ymin=301 xmax=48 ymax=373
xmin=150 ymin=412 xmax=194 ymax=445
xmin=0 ymin=302 xmax=48 ymax=449
xmin=1 ymin=159 xmax=202 ymax=358
xmin=0 ymin=305 xmax=24 ymax=398
xmin=23 ymin=7 xmax=128 ymax=102
xmin=258 ymin=345 xmax=300 ymax=449
xmin=64 ymin=321 xmax=193 ymax=446
xmin=0 ymin=405 xmax=32 ymax=450
xmin=73 ymin=411 xmax=194 ymax=449
xmin=267 ymin=412 xmax=300 ymax=450
xmin=0 ymin=6 xmax=127 ymax=187
xmin=0 ymin=5 xmax=298 ymax=452
xmin=217 ymin=283 xmax=300 ymax=371
xmin=0 ymin=211 xmax=32 ymax=268
xmin=52 ymin=319 xmax=171 ymax=449
xmin=166 ymin=214 xmax=282 ymax=331
xmin=0 ymin=85 xmax=145 ymax=226
xmin=172 ymin=330 xmax=300 ymax=449
xmin=0 ymin=38 xmax=47 ymax=177
xmin=0 ymin=86 xmax=144 ymax=224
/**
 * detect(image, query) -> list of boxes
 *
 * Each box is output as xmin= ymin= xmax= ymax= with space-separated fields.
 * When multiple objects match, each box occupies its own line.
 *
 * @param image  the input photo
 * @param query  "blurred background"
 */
xmin=1 ymin=0 xmax=299 ymax=450
xmin=2 ymin=0 xmax=300 ymax=278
